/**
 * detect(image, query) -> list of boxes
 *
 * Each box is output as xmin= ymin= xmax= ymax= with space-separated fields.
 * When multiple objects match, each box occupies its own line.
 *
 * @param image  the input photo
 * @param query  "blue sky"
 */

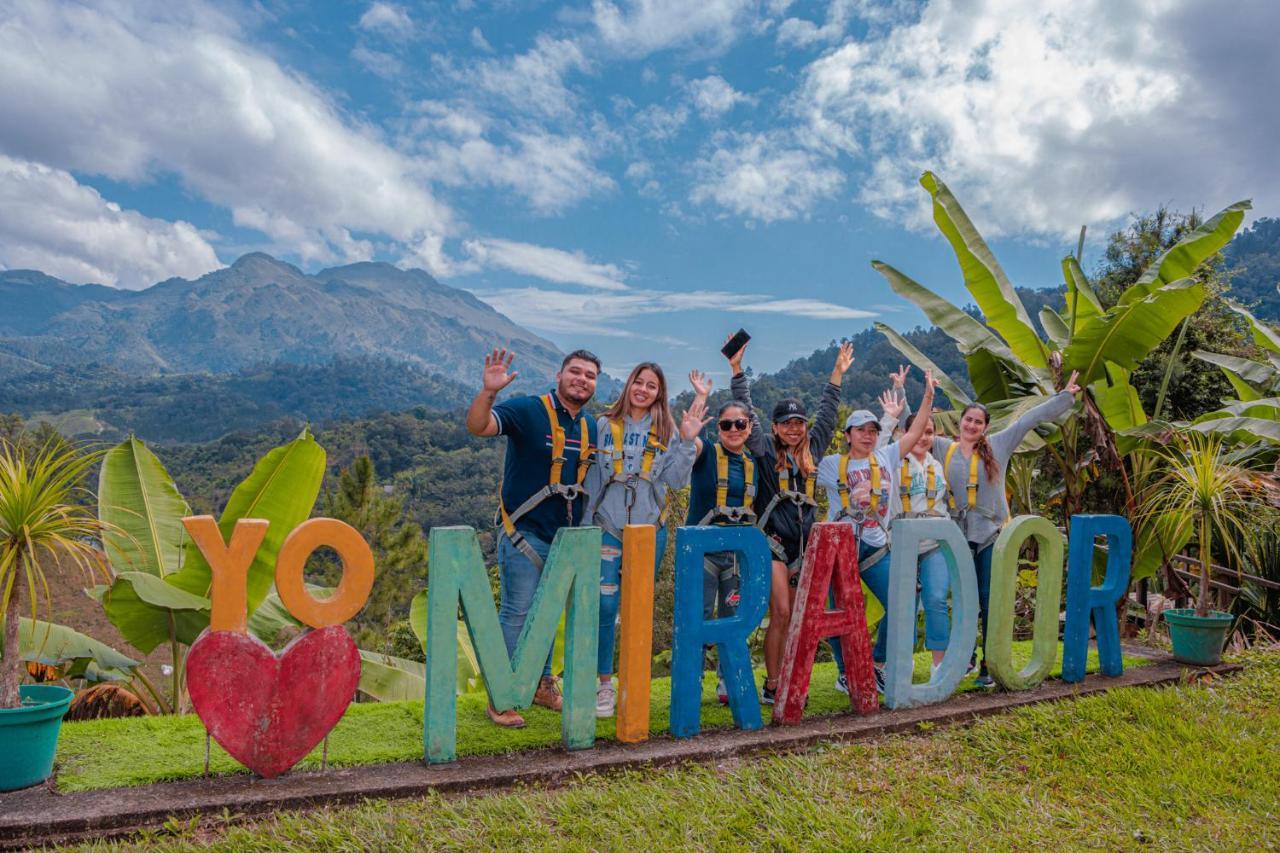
xmin=2 ymin=0 xmax=1277 ymax=383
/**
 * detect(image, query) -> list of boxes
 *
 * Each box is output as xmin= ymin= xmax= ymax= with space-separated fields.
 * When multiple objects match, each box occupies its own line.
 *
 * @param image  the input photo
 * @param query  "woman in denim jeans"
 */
xmin=584 ymin=363 xmax=711 ymax=717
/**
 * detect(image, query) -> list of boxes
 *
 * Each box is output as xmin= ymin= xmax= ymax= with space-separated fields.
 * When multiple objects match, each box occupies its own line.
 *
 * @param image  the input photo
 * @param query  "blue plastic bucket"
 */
xmin=0 ymin=684 xmax=74 ymax=791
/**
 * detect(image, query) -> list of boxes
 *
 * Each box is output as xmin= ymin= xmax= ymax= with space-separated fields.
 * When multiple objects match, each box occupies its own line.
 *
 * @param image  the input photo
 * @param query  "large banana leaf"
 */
xmin=168 ymin=428 xmax=326 ymax=614
xmin=18 ymin=618 xmax=139 ymax=682
xmin=1191 ymin=349 xmax=1279 ymax=390
xmin=1089 ymin=364 xmax=1146 ymax=453
xmin=1187 ymin=416 xmax=1280 ymax=445
xmin=1194 ymin=398 xmax=1280 ymax=420
xmin=967 ymin=348 xmax=1029 ymax=404
xmin=1062 ymin=256 xmax=1103 ymax=330
xmin=1224 ymin=300 xmax=1280 ymax=355
xmin=246 ymin=591 xmax=302 ymax=646
xmin=919 ymin=171 xmax=1047 ymax=368
xmin=871 ymin=261 xmax=1024 ymax=365
xmin=1119 ymin=199 xmax=1250 ymax=306
xmin=1040 ymin=307 xmax=1069 ymax=350
xmin=101 ymin=572 xmax=211 ymax=652
xmin=358 ymin=650 xmax=425 ymax=702
xmin=873 ymin=322 xmax=972 ymax=408
xmin=98 ymin=437 xmax=190 ymax=577
xmin=1065 ymin=279 xmax=1207 ymax=386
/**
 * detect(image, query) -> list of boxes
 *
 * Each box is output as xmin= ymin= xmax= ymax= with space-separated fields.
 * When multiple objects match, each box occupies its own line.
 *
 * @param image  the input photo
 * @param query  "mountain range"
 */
xmin=0 ymin=253 xmax=563 ymax=382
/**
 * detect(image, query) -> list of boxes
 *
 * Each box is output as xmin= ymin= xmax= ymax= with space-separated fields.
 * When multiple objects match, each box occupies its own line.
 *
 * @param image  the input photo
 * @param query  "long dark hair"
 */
xmin=961 ymin=403 xmax=1000 ymax=483
xmin=772 ymin=421 xmax=815 ymax=477
xmin=604 ymin=362 xmax=674 ymax=445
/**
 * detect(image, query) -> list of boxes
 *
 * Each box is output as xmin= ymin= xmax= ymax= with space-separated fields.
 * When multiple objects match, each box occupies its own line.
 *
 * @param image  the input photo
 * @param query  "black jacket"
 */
xmin=731 ymin=372 xmax=840 ymax=549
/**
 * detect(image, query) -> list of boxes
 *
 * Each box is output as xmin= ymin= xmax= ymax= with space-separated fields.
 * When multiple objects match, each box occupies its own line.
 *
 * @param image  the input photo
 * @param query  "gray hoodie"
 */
xmin=932 ymin=390 xmax=1075 ymax=546
xmin=584 ymin=411 xmax=697 ymax=538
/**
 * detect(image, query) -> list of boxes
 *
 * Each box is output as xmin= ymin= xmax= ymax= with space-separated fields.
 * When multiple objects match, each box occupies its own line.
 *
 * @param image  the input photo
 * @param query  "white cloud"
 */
xmin=351 ymin=44 xmax=403 ymax=78
xmin=688 ymin=75 xmax=753 ymax=118
xmin=0 ymin=2 xmax=453 ymax=270
xmin=464 ymin=239 xmax=629 ymax=290
xmin=591 ymin=0 xmax=759 ymax=58
xmin=476 ymin=284 xmax=874 ymax=334
xmin=470 ymin=27 xmax=493 ymax=52
xmin=0 ymin=155 xmax=220 ymax=288
xmin=468 ymin=35 xmax=589 ymax=119
xmin=358 ymin=3 xmax=415 ymax=39
xmin=795 ymin=0 xmax=1280 ymax=236
xmin=691 ymin=132 xmax=844 ymax=222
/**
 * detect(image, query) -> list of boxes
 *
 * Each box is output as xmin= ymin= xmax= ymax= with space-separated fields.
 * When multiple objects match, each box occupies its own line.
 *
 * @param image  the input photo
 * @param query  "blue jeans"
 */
xmin=972 ymin=541 xmax=994 ymax=667
xmin=703 ymin=551 xmax=741 ymax=676
xmin=598 ymin=526 xmax=669 ymax=676
xmin=918 ymin=547 xmax=951 ymax=651
xmin=830 ymin=540 xmax=888 ymax=673
xmin=497 ymin=532 xmax=554 ymax=679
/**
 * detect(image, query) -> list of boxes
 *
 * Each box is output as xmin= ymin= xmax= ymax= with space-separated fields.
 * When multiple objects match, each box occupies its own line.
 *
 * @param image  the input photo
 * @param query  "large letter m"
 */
xmin=422 ymin=526 xmax=600 ymax=763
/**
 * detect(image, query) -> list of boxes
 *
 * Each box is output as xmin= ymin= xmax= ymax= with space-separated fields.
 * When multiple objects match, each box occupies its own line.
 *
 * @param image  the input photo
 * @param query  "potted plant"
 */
xmin=1141 ymin=433 xmax=1275 ymax=666
xmin=0 ymin=438 xmax=106 ymax=791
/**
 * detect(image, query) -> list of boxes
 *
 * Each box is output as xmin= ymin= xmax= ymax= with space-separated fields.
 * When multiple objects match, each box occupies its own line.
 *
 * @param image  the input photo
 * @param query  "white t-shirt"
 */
xmin=816 ymin=442 xmax=902 ymax=549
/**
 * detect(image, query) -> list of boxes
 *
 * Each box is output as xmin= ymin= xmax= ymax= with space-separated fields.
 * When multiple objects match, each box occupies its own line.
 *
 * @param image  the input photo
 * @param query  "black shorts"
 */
xmin=769 ymin=535 xmax=803 ymax=577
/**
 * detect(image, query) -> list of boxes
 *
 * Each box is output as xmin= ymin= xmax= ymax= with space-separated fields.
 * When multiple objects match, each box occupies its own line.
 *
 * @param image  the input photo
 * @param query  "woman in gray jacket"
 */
xmin=933 ymin=370 xmax=1082 ymax=686
xmin=585 ymin=362 xmax=710 ymax=717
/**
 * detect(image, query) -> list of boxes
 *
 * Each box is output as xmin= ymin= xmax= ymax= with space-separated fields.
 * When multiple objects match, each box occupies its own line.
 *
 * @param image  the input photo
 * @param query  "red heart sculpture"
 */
xmin=186 ymin=626 xmax=361 ymax=779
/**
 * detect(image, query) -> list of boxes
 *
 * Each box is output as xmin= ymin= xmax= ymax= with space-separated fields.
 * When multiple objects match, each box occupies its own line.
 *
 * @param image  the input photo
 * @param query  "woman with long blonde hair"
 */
xmin=585 ymin=362 xmax=710 ymax=718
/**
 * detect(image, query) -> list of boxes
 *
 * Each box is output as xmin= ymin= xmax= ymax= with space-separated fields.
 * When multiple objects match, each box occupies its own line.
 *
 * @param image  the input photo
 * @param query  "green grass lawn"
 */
xmin=67 ymin=649 xmax=1280 ymax=851
xmin=55 ymin=643 xmax=1133 ymax=793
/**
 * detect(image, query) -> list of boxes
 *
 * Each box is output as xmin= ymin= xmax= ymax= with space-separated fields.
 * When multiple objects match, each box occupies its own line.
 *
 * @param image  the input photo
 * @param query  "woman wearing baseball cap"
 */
xmin=726 ymin=337 xmax=854 ymax=705
xmin=816 ymin=371 xmax=938 ymax=693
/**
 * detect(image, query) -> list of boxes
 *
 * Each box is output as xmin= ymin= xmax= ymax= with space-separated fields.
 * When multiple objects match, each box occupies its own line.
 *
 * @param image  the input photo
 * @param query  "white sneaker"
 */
xmin=834 ymin=673 xmax=849 ymax=695
xmin=595 ymin=680 xmax=617 ymax=718
xmin=930 ymin=662 xmax=941 ymax=680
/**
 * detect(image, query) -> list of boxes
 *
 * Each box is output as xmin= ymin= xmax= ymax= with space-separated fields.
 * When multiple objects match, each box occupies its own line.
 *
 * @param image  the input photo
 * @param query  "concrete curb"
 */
xmin=0 ymin=654 xmax=1238 ymax=849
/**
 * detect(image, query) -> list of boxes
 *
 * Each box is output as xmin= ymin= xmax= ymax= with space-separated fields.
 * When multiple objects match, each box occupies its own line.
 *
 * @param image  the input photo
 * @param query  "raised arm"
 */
xmin=810 ymin=342 xmax=853 ymax=458
xmin=466 ymin=348 xmax=518 ymax=436
xmin=989 ymin=370 xmax=1082 ymax=460
xmin=656 ymin=397 xmax=710 ymax=487
xmin=896 ymin=370 xmax=937 ymax=452
xmin=727 ymin=337 xmax=771 ymax=458
xmin=686 ymin=369 xmax=713 ymax=456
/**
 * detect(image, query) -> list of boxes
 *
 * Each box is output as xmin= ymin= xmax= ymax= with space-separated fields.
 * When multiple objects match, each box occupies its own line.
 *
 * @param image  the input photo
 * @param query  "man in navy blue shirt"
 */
xmin=466 ymin=347 xmax=601 ymax=728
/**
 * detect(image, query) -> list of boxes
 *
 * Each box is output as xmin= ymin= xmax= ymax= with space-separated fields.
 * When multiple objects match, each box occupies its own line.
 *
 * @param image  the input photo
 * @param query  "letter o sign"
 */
xmin=275 ymin=518 xmax=375 ymax=628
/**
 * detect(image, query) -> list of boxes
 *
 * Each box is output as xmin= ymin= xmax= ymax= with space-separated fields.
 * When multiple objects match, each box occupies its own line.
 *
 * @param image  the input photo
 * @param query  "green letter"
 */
xmin=986 ymin=515 xmax=1064 ymax=691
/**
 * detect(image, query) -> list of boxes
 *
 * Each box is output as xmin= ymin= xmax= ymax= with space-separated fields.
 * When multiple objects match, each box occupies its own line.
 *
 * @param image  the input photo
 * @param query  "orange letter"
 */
xmin=616 ymin=524 xmax=656 ymax=743
xmin=183 ymin=516 xmax=270 ymax=634
xmin=275 ymin=518 xmax=375 ymax=628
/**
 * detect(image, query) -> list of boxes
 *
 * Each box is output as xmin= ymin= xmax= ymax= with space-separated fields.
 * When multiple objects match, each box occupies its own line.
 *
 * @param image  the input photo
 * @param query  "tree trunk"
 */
xmin=1 ymin=578 xmax=22 ymax=708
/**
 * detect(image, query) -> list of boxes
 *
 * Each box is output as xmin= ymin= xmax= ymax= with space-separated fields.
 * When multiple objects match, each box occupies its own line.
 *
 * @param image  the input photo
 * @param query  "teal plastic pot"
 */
xmin=1165 ymin=608 xmax=1234 ymax=666
xmin=0 ymin=684 xmax=74 ymax=791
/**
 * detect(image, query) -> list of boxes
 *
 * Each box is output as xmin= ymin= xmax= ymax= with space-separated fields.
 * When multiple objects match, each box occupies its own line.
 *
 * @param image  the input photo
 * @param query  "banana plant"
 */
xmin=96 ymin=429 xmax=325 ymax=709
xmin=1190 ymin=303 xmax=1280 ymax=443
xmin=874 ymin=171 xmax=1250 ymax=580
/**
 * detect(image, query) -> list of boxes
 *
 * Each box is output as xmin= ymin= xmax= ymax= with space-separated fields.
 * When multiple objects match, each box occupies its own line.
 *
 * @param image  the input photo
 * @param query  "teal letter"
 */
xmin=882 ymin=517 xmax=977 ymax=709
xmin=423 ymin=526 xmax=601 ymax=763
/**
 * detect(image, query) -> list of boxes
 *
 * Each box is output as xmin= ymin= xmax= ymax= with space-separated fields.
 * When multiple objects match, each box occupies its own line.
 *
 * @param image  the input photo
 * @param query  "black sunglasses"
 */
xmin=718 ymin=418 xmax=749 ymax=431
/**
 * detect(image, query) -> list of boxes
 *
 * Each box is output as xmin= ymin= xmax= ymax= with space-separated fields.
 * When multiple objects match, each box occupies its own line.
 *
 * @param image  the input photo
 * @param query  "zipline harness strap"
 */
xmin=834 ymin=452 xmax=889 ymax=572
xmin=603 ymin=417 xmax=668 ymax=534
xmin=757 ymin=457 xmax=817 ymax=570
xmin=498 ymin=393 xmax=593 ymax=569
xmin=697 ymin=443 xmax=756 ymax=526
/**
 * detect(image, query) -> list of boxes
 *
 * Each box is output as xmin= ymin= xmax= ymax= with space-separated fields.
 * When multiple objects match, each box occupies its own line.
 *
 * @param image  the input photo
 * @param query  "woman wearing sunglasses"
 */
xmin=816 ymin=370 xmax=937 ymax=693
xmin=585 ymin=363 xmax=712 ymax=718
xmin=726 ymin=338 xmax=855 ymax=705
xmin=684 ymin=390 xmax=761 ymax=703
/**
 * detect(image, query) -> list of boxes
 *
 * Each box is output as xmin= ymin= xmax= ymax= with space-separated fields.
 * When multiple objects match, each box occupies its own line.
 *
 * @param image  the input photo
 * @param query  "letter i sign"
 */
xmin=182 ymin=516 xmax=374 ymax=779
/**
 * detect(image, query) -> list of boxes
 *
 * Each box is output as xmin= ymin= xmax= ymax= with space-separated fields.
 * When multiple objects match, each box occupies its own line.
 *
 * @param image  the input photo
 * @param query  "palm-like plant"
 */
xmin=0 ymin=440 xmax=108 ymax=707
xmin=1139 ymin=433 xmax=1277 ymax=618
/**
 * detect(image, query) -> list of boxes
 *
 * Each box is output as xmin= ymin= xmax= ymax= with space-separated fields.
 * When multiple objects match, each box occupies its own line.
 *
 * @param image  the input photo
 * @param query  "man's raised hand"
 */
xmin=482 ymin=348 xmax=518 ymax=393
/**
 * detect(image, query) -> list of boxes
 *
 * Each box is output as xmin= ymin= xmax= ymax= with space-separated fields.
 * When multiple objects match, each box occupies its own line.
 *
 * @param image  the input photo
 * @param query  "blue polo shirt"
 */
xmin=493 ymin=390 xmax=598 ymax=545
xmin=685 ymin=441 xmax=757 ymax=526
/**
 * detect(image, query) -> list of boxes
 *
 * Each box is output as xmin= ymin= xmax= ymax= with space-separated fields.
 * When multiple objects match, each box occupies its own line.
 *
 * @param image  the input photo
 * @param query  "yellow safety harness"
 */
xmin=757 ymin=457 xmax=818 ymax=570
xmin=697 ymin=443 xmax=756 ymax=525
xmin=943 ymin=443 xmax=979 ymax=513
xmin=599 ymin=416 xmax=669 ymax=534
xmin=497 ymin=393 xmax=593 ymax=569
xmin=836 ymin=452 xmax=890 ymax=521
xmin=899 ymin=455 xmax=943 ymax=515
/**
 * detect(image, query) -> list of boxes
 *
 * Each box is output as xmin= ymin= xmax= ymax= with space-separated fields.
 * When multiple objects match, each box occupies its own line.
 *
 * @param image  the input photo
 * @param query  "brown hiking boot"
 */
xmin=533 ymin=675 xmax=563 ymax=711
xmin=486 ymin=704 xmax=526 ymax=729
